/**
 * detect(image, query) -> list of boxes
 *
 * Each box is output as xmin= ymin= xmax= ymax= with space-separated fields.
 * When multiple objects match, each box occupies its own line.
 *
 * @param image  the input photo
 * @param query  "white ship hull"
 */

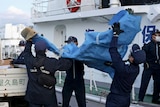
xmin=31 ymin=0 xmax=160 ymax=106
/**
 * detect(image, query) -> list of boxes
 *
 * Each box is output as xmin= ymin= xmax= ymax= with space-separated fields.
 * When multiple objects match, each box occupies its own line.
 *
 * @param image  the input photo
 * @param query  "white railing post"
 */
xmin=89 ymin=70 xmax=93 ymax=91
xmin=58 ymin=71 xmax=62 ymax=84
xmin=89 ymin=69 xmax=98 ymax=91
xmin=131 ymin=84 xmax=135 ymax=101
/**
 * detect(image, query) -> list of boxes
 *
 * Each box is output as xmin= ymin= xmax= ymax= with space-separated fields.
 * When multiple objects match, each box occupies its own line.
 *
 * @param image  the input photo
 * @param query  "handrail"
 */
xmin=31 ymin=0 xmax=119 ymax=18
xmin=31 ymin=1 xmax=100 ymax=18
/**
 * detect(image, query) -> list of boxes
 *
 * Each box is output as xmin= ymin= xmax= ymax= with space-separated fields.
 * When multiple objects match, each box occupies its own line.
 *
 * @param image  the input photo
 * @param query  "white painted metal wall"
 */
xmin=32 ymin=0 xmax=160 ymax=95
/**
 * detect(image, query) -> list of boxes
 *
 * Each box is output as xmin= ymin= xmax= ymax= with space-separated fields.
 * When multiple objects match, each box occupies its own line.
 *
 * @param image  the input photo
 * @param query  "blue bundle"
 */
xmin=61 ymin=10 xmax=142 ymax=78
xmin=30 ymin=10 xmax=142 ymax=78
xmin=32 ymin=35 xmax=60 ymax=55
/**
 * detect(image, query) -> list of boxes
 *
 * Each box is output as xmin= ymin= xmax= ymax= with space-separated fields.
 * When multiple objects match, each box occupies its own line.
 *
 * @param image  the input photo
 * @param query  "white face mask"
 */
xmin=19 ymin=47 xmax=25 ymax=51
xmin=155 ymin=36 xmax=160 ymax=42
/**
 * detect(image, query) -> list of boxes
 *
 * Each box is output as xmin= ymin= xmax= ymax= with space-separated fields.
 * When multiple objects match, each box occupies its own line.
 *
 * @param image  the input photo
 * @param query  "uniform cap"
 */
xmin=65 ymin=36 xmax=78 ymax=43
xmin=151 ymin=29 xmax=160 ymax=35
xmin=131 ymin=44 xmax=146 ymax=64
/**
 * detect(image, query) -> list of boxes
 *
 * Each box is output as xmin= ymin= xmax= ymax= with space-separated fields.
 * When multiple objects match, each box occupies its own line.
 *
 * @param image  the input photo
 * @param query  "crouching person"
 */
xmin=22 ymin=28 xmax=72 ymax=107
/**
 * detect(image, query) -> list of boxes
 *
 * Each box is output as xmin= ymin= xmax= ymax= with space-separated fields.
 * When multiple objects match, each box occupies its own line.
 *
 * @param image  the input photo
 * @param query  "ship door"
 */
xmin=54 ymin=25 xmax=66 ymax=49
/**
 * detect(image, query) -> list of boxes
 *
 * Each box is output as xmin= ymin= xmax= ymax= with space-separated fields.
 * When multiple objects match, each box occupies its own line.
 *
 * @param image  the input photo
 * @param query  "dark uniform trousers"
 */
xmin=106 ymin=93 xmax=130 ymax=107
xmin=62 ymin=79 xmax=86 ymax=107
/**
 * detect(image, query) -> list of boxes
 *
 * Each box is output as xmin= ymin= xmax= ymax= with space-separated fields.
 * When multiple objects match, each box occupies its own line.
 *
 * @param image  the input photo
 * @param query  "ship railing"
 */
xmin=0 ymin=38 xmax=24 ymax=59
xmin=55 ymin=69 xmax=109 ymax=104
xmin=31 ymin=0 xmax=160 ymax=23
xmin=31 ymin=3 xmax=99 ymax=18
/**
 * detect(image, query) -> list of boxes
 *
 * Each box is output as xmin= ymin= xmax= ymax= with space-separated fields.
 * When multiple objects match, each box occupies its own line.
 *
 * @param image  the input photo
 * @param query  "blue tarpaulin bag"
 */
xmin=61 ymin=10 xmax=142 ymax=78
xmin=32 ymin=34 xmax=60 ymax=55
xmin=30 ymin=10 xmax=142 ymax=78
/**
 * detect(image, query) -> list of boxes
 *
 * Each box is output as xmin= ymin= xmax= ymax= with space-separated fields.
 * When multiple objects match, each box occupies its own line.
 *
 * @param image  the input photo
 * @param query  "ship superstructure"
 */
xmin=30 ymin=0 xmax=160 ymax=106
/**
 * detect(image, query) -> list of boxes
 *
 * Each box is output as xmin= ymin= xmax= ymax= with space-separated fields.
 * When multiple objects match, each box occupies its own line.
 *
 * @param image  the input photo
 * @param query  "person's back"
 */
xmin=24 ymin=41 xmax=58 ymax=107
xmin=21 ymin=27 xmax=72 ymax=107
xmin=65 ymin=60 xmax=84 ymax=80
xmin=110 ymin=64 xmax=139 ymax=95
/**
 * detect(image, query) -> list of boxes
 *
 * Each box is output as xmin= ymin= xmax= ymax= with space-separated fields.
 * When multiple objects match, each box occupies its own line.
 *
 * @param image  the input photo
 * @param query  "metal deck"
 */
xmin=131 ymin=102 xmax=160 ymax=107
xmin=56 ymin=92 xmax=160 ymax=107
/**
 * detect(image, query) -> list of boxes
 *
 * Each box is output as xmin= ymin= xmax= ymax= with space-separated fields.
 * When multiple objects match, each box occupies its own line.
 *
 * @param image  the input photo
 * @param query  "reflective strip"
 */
xmin=73 ymin=60 xmax=75 ymax=79
xmin=96 ymin=33 xmax=100 ymax=44
xmin=30 ymin=67 xmax=37 ymax=72
xmin=156 ymin=44 xmax=159 ymax=60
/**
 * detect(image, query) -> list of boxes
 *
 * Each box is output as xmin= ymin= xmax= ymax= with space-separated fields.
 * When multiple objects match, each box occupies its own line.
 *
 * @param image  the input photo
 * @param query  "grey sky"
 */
xmin=0 ymin=0 xmax=32 ymax=27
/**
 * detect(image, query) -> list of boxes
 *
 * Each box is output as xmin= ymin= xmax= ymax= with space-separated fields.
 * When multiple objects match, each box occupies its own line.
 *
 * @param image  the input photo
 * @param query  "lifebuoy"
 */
xmin=66 ymin=0 xmax=81 ymax=12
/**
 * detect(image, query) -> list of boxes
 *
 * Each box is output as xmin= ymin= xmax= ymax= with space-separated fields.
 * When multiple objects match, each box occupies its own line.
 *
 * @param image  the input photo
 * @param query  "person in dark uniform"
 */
xmin=11 ymin=40 xmax=26 ymax=64
xmin=21 ymin=28 xmax=72 ymax=107
xmin=106 ymin=23 xmax=146 ymax=107
xmin=138 ymin=30 xmax=160 ymax=104
xmin=62 ymin=36 xmax=86 ymax=107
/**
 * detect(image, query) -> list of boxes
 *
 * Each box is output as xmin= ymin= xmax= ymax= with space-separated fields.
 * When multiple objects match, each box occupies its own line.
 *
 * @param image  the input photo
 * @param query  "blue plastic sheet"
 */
xmin=61 ymin=10 xmax=142 ymax=78
xmin=32 ymin=35 xmax=60 ymax=55
xmin=30 ymin=10 xmax=142 ymax=78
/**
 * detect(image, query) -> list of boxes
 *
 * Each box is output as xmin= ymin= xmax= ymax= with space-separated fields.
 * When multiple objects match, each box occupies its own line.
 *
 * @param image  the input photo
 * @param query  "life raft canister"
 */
xmin=66 ymin=0 xmax=81 ymax=12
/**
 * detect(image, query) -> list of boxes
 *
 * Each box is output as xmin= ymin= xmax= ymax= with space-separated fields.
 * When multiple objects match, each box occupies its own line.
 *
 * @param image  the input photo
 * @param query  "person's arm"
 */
xmin=109 ymin=23 xmax=125 ymax=72
xmin=44 ymin=57 xmax=72 ymax=74
xmin=58 ymin=58 xmax=72 ymax=71
xmin=142 ymin=43 xmax=149 ymax=69
xmin=32 ymin=35 xmax=60 ymax=55
xmin=142 ymin=43 xmax=149 ymax=53
xmin=23 ymin=41 xmax=33 ymax=64
xmin=109 ymin=37 xmax=126 ymax=72
xmin=12 ymin=51 xmax=25 ymax=64
xmin=24 ymin=41 xmax=32 ymax=55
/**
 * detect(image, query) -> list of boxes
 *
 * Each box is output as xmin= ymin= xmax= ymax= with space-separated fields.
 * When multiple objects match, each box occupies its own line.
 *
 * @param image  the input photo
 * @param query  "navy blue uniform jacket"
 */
xmin=23 ymin=41 xmax=59 ymax=105
xmin=106 ymin=37 xmax=139 ymax=107
xmin=12 ymin=51 xmax=25 ymax=64
xmin=65 ymin=60 xmax=84 ymax=80
xmin=142 ymin=40 xmax=160 ymax=69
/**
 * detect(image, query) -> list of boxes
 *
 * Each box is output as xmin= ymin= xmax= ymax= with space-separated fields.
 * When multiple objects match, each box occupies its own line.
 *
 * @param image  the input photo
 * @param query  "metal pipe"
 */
xmin=109 ymin=0 xmax=120 ymax=7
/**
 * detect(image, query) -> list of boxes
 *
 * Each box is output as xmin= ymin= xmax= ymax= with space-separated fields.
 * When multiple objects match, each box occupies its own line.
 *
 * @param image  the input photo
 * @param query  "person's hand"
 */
xmin=144 ymin=62 xmax=149 ymax=70
xmin=112 ymin=22 xmax=124 ymax=36
xmin=126 ymin=8 xmax=134 ymax=14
